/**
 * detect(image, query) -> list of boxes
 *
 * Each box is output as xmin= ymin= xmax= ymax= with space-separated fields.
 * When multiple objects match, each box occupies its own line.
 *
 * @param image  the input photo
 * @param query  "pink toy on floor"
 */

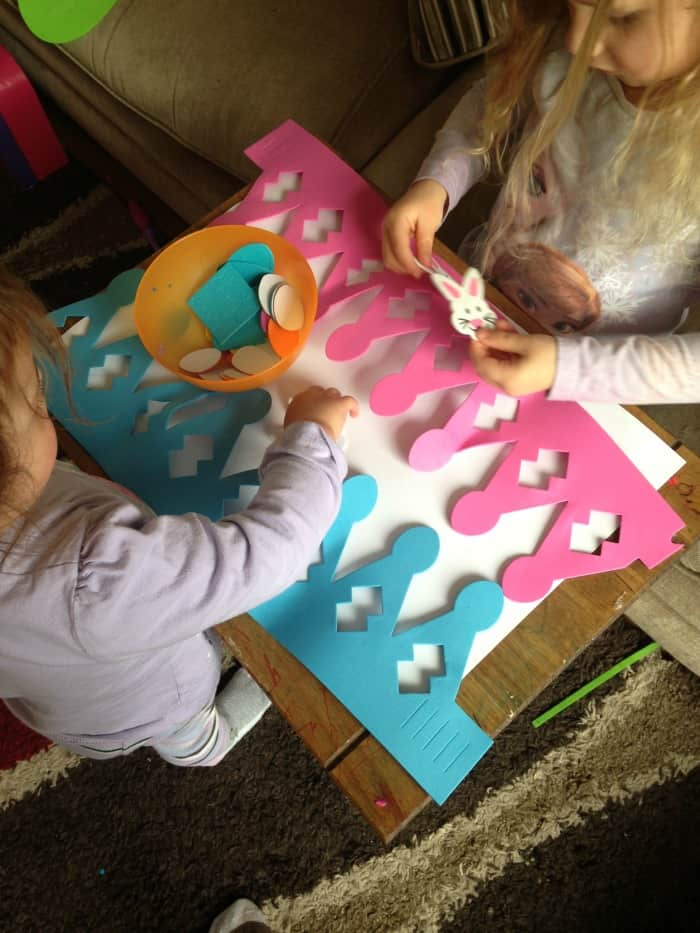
xmin=0 ymin=47 xmax=67 ymax=185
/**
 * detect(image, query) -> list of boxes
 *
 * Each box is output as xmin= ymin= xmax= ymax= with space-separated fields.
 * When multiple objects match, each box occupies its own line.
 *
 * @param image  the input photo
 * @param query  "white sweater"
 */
xmin=417 ymin=50 xmax=700 ymax=404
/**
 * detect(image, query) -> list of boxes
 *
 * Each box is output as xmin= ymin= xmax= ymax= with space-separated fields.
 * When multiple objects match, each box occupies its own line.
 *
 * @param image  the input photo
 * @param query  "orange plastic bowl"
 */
xmin=133 ymin=225 xmax=318 ymax=391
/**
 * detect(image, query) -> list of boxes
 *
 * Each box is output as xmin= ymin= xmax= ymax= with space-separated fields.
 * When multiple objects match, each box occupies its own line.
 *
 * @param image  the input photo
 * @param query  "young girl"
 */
xmin=382 ymin=0 xmax=700 ymax=403
xmin=0 ymin=266 xmax=358 ymax=766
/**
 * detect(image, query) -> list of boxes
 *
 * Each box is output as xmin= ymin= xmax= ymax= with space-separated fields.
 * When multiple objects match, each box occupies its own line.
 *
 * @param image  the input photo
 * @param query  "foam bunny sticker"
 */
xmin=417 ymin=260 xmax=498 ymax=338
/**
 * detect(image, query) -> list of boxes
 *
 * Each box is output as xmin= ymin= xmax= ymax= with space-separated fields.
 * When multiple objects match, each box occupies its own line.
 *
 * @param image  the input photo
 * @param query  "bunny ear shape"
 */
xmin=431 ymin=272 xmax=463 ymax=303
xmin=462 ymin=267 xmax=486 ymax=300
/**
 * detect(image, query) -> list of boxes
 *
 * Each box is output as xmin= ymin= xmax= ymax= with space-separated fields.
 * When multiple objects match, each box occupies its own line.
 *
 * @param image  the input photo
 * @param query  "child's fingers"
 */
xmin=381 ymin=236 xmax=402 ymax=274
xmin=469 ymin=334 xmax=512 ymax=362
xmin=414 ymin=219 xmax=436 ymax=270
xmin=469 ymin=333 xmax=520 ymax=386
xmin=468 ymin=337 xmax=489 ymax=365
xmin=493 ymin=318 xmax=517 ymax=333
xmin=474 ymin=328 xmax=531 ymax=355
xmin=470 ymin=330 xmax=517 ymax=364
xmin=471 ymin=354 xmax=511 ymax=390
xmin=380 ymin=218 xmax=402 ymax=272
xmin=471 ymin=332 xmax=556 ymax=396
xmin=341 ymin=394 xmax=360 ymax=418
xmin=323 ymin=387 xmax=358 ymax=411
xmin=383 ymin=219 xmax=420 ymax=277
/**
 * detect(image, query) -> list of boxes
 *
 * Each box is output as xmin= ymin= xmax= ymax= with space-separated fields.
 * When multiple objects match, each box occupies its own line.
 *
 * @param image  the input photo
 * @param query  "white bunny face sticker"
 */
xmin=416 ymin=259 xmax=498 ymax=338
xmin=431 ymin=266 xmax=498 ymax=338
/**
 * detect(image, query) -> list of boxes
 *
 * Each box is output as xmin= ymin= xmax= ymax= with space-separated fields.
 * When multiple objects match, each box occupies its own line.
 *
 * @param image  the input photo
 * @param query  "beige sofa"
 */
xmin=0 ymin=0 xmax=487 ymax=225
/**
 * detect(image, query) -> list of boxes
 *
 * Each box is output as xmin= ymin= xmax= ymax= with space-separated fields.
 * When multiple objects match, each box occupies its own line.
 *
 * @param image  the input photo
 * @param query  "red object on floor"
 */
xmin=0 ymin=701 xmax=51 ymax=770
xmin=0 ymin=45 xmax=68 ymax=183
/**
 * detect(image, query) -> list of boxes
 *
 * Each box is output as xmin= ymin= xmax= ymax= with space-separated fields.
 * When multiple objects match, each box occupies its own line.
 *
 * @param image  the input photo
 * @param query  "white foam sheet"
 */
xmin=259 ymin=297 xmax=684 ymax=677
xmin=105 ymin=268 xmax=682 ymax=673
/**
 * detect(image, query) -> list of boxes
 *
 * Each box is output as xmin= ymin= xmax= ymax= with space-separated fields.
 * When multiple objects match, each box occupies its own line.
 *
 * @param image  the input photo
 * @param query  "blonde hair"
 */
xmin=0 ymin=265 xmax=67 ymax=530
xmin=473 ymin=0 xmax=700 ymax=273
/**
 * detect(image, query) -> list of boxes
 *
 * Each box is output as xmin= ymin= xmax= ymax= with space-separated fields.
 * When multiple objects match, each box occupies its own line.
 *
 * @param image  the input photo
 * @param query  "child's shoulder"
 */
xmin=27 ymin=462 xmax=152 ymax=546
xmin=538 ymin=48 xmax=571 ymax=101
xmin=49 ymin=461 xmax=147 ymax=511
xmin=533 ymin=48 xmax=627 ymax=121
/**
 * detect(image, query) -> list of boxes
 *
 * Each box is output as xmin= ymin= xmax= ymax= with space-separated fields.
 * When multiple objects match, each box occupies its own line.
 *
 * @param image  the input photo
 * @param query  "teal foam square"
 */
xmin=189 ymin=264 xmax=262 ymax=348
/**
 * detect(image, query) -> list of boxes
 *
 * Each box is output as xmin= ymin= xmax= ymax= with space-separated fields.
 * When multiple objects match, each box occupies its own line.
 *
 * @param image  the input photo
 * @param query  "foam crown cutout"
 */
xmin=47 ymin=270 xmax=270 ymax=520
xmin=252 ymin=475 xmax=504 ymax=803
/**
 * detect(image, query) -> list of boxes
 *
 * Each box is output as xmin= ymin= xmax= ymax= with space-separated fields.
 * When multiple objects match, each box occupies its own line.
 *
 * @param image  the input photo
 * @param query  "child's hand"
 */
xmin=284 ymin=386 xmax=360 ymax=441
xmin=382 ymin=179 xmax=448 ymax=277
xmin=470 ymin=322 xmax=558 ymax=396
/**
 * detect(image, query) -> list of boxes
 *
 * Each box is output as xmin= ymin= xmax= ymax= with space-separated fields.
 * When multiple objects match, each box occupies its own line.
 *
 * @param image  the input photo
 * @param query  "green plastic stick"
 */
xmin=532 ymin=641 xmax=660 ymax=728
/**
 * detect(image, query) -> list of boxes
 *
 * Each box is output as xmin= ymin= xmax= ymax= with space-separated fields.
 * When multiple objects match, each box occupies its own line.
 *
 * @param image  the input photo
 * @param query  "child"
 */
xmin=382 ymin=0 xmax=700 ymax=404
xmin=0 ymin=266 xmax=358 ymax=766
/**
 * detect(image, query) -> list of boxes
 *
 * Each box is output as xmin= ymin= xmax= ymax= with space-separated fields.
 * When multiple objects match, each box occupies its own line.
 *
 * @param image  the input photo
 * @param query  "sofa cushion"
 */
xmin=4 ymin=0 xmax=451 ymax=184
xmin=0 ymin=4 xmax=238 ymax=219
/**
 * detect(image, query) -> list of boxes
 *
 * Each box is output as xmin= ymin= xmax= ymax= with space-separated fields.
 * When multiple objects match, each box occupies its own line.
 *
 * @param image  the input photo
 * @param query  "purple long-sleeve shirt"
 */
xmin=0 ymin=422 xmax=346 ymax=751
xmin=416 ymin=51 xmax=700 ymax=404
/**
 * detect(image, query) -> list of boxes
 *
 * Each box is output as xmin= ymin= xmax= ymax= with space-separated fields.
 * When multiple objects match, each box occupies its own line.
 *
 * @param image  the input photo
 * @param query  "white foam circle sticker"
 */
xmin=270 ymin=283 xmax=304 ymax=331
xmin=230 ymin=344 xmax=281 ymax=375
xmin=258 ymin=274 xmax=287 ymax=316
xmin=179 ymin=347 xmax=222 ymax=373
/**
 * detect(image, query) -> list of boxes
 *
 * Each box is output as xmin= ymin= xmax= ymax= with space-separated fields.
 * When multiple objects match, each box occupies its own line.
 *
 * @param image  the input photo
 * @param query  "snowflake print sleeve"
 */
xmin=414 ymin=78 xmax=488 ymax=211
xmin=551 ymin=332 xmax=700 ymax=404
xmin=412 ymin=51 xmax=700 ymax=404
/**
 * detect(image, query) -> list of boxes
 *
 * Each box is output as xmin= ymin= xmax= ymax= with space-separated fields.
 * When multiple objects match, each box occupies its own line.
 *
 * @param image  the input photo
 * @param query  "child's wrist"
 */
xmin=306 ymin=419 xmax=338 ymax=441
xmin=285 ymin=417 xmax=338 ymax=441
xmin=412 ymin=178 xmax=448 ymax=211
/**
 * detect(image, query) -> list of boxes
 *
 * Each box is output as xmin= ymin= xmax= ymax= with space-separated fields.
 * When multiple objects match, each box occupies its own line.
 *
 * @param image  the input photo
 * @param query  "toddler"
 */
xmin=383 ymin=0 xmax=700 ymax=403
xmin=0 ymin=267 xmax=358 ymax=766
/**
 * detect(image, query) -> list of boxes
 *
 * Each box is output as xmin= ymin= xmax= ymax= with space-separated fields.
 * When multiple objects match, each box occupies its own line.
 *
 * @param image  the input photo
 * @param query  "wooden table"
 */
xmin=216 ymin=428 xmax=700 ymax=844
xmin=57 ymin=188 xmax=700 ymax=844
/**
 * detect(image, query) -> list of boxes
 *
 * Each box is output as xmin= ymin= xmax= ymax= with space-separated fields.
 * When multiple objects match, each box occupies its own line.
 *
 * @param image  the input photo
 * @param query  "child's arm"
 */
xmin=470 ymin=326 xmax=700 ymax=404
xmin=550 ymin=332 xmax=700 ymax=404
xmin=413 ymin=79 xmax=488 ymax=217
xmin=382 ymin=81 xmax=487 ymax=277
xmin=72 ymin=388 xmax=358 ymax=659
